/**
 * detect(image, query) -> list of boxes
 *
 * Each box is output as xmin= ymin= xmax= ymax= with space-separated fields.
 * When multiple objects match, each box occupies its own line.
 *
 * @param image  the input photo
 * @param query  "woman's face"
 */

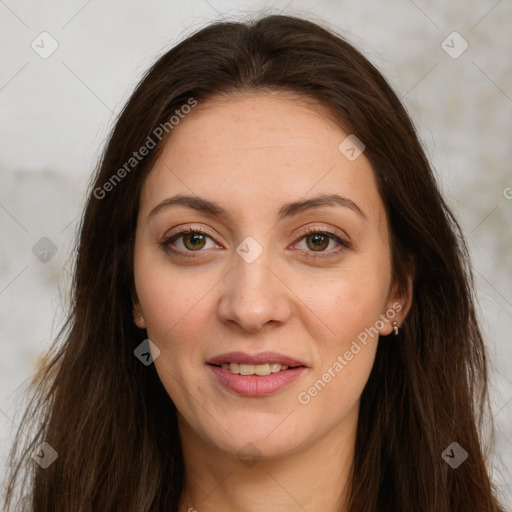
xmin=133 ymin=91 xmax=407 ymax=460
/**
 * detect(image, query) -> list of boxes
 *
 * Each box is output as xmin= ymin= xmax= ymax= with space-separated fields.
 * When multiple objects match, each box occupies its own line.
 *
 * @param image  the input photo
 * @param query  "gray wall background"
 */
xmin=1 ymin=0 xmax=511 ymax=507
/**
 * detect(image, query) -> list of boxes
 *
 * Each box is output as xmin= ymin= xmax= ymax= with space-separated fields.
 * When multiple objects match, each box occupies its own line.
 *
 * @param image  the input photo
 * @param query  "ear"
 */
xmin=132 ymin=299 xmax=146 ymax=330
xmin=378 ymin=273 xmax=413 ymax=336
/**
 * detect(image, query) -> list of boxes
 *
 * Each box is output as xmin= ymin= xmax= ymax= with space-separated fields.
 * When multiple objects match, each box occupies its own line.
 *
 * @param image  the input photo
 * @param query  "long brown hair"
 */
xmin=3 ymin=13 xmax=504 ymax=511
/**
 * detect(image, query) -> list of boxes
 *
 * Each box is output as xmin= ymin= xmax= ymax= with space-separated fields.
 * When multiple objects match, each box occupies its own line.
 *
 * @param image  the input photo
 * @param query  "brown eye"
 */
xmin=294 ymin=228 xmax=350 ymax=260
xmin=305 ymin=233 xmax=330 ymax=251
xmin=160 ymin=228 xmax=218 ymax=257
xmin=182 ymin=232 xmax=207 ymax=251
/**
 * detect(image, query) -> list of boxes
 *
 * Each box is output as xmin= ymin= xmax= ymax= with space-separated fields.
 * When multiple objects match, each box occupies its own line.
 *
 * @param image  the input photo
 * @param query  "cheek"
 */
xmin=297 ymin=259 xmax=390 ymax=403
xmin=305 ymin=342 xmax=377 ymax=422
xmin=133 ymin=247 xmax=213 ymax=343
xmin=133 ymin=252 xmax=218 ymax=406
xmin=304 ymin=266 xmax=390 ymax=344
xmin=135 ymin=262 xmax=212 ymax=406
xmin=297 ymin=280 xmax=383 ymax=417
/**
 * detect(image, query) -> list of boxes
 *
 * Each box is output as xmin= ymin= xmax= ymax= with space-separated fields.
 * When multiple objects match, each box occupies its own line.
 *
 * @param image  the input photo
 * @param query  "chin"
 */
xmin=196 ymin=415 xmax=307 ymax=462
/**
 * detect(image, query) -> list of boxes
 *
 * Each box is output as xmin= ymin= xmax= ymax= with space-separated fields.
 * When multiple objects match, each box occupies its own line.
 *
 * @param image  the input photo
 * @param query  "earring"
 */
xmin=140 ymin=316 xmax=145 ymax=328
xmin=392 ymin=321 xmax=399 ymax=336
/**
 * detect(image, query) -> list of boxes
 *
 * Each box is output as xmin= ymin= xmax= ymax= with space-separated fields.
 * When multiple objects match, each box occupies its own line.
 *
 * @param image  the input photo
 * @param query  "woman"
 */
xmin=3 ymin=13 xmax=505 ymax=512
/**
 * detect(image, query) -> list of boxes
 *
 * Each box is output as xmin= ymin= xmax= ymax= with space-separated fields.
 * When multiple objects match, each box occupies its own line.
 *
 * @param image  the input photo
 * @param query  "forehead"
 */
xmin=140 ymin=90 xmax=386 ymax=229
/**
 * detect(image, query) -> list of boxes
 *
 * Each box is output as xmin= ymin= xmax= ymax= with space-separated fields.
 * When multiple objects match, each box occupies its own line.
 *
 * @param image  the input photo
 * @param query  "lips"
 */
xmin=206 ymin=351 xmax=307 ymax=368
xmin=206 ymin=351 xmax=308 ymax=396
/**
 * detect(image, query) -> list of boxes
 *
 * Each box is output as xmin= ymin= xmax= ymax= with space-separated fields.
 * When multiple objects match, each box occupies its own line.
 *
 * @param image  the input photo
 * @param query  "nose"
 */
xmin=217 ymin=248 xmax=293 ymax=333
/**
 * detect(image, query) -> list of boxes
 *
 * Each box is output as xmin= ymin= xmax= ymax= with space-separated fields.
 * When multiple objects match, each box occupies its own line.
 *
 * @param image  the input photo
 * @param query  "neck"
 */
xmin=177 ymin=411 xmax=357 ymax=512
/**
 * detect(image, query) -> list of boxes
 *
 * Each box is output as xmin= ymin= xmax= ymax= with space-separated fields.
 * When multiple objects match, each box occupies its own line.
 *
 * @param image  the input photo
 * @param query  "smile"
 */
xmin=206 ymin=351 xmax=308 ymax=396
xmin=217 ymin=362 xmax=290 ymax=375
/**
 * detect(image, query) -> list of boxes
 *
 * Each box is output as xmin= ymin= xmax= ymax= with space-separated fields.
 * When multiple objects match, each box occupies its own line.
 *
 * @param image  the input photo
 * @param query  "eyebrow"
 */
xmin=147 ymin=193 xmax=367 ymax=222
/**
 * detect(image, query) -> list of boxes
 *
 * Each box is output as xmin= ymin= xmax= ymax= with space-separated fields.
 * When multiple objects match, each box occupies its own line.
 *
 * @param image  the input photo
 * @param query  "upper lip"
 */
xmin=206 ymin=351 xmax=308 ymax=368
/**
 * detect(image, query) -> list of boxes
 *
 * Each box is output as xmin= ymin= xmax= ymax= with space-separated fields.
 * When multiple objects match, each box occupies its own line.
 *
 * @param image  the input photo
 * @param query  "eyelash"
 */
xmin=159 ymin=226 xmax=351 ymax=260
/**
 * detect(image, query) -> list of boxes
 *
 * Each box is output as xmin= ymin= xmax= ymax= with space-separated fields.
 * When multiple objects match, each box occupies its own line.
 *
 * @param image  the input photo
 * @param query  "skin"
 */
xmin=132 ymin=90 xmax=412 ymax=512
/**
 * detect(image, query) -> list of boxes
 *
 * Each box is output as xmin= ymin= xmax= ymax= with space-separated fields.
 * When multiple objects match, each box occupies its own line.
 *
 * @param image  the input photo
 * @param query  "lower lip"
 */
xmin=207 ymin=365 xmax=307 ymax=396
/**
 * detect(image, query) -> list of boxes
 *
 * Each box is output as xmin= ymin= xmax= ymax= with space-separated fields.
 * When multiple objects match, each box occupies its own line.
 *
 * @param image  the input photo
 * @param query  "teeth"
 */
xmin=239 ymin=364 xmax=254 ymax=375
xmin=220 ymin=362 xmax=291 ymax=375
xmin=255 ymin=364 xmax=271 ymax=376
